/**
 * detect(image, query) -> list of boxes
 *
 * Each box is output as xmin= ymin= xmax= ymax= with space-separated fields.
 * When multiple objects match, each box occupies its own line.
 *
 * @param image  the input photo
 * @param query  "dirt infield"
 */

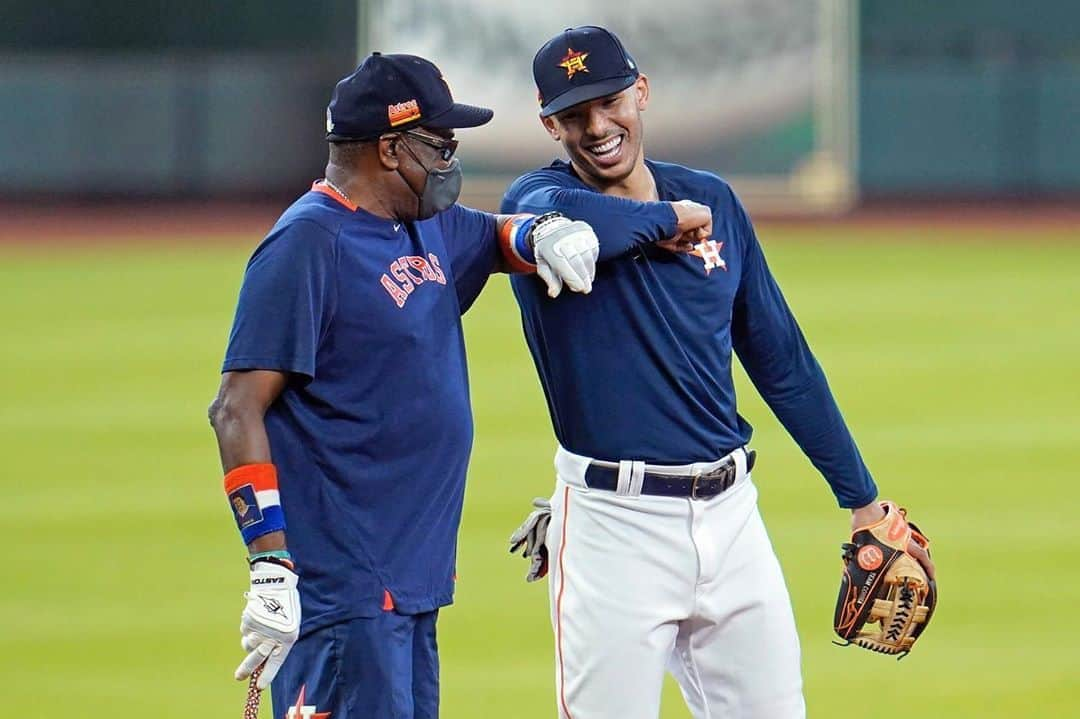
xmin=1 ymin=198 xmax=1076 ymax=246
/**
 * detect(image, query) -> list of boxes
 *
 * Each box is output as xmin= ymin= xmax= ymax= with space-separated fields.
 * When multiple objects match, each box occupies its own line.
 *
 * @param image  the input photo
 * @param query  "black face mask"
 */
xmin=398 ymin=140 xmax=462 ymax=220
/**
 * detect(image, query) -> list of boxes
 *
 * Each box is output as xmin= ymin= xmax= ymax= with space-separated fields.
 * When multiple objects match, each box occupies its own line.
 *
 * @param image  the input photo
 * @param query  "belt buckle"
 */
xmin=690 ymin=471 xmax=705 ymax=500
xmin=692 ymin=461 xmax=735 ymax=500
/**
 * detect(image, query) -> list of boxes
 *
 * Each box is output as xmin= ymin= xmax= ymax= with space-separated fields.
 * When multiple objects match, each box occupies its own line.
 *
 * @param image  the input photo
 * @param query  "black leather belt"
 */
xmin=583 ymin=449 xmax=756 ymax=500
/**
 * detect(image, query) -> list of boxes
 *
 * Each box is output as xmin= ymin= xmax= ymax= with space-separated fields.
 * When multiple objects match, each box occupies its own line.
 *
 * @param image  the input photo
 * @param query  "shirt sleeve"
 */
xmin=222 ymin=219 xmax=339 ymax=382
xmin=500 ymin=171 xmax=678 ymax=262
xmin=438 ymin=204 xmax=499 ymax=314
xmin=729 ymin=192 xmax=877 ymax=508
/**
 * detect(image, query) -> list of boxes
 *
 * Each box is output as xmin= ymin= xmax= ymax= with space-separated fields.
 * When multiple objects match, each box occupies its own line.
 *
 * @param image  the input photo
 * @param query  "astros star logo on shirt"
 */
xmin=690 ymin=239 xmax=727 ymax=275
xmin=558 ymin=48 xmax=589 ymax=79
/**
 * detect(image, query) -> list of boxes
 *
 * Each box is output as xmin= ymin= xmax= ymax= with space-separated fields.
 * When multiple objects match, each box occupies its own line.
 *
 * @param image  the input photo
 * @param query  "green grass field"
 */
xmin=3 ymin=222 xmax=1078 ymax=717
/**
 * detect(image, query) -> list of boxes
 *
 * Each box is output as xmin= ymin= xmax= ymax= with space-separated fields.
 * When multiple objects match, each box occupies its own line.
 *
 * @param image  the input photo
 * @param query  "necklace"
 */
xmin=322 ymin=177 xmax=351 ymax=203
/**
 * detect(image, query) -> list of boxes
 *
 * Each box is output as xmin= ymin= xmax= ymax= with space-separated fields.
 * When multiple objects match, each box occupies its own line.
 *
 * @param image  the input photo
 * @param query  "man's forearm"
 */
xmin=210 ymin=410 xmax=288 ymax=553
xmin=209 ymin=370 xmax=290 ymax=554
xmin=504 ymin=183 xmax=678 ymax=261
xmin=247 ymin=530 xmax=287 ymax=553
xmin=209 ymin=395 xmax=274 ymax=472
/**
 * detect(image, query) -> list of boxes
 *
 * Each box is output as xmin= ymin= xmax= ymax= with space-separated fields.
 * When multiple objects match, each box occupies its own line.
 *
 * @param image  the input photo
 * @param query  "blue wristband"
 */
xmin=512 ymin=215 xmax=538 ymax=265
xmin=498 ymin=214 xmax=538 ymax=270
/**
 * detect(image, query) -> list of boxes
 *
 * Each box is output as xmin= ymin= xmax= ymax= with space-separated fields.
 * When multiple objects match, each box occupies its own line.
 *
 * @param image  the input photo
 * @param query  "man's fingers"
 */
xmin=241 ymin=633 xmax=261 ymax=653
xmin=671 ymin=200 xmax=713 ymax=237
xmin=551 ymin=256 xmax=586 ymax=294
xmin=908 ymin=538 xmax=936 ymax=580
xmin=257 ymin=646 xmax=288 ymax=690
xmin=684 ymin=226 xmax=710 ymax=243
xmin=565 ymin=221 xmax=599 ymax=271
xmin=508 ymin=528 xmax=525 ymax=546
xmin=658 ymin=228 xmax=702 ymax=254
xmin=656 ymin=239 xmax=685 ymax=253
xmin=565 ymin=253 xmax=593 ymax=294
xmin=579 ymin=240 xmax=599 ymax=278
xmin=523 ymin=531 xmax=541 ymax=557
xmin=527 ymin=555 xmax=547 ymax=582
xmin=536 ymin=262 xmax=563 ymax=298
xmin=531 ymin=219 xmax=598 ymax=297
xmin=235 ymin=642 xmax=272 ymax=681
xmin=527 ymin=546 xmax=550 ymax=582
xmin=510 ymin=498 xmax=554 ymax=582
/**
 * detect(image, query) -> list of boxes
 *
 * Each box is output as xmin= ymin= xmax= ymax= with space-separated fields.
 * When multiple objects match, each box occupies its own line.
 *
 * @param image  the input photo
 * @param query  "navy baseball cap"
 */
xmin=326 ymin=52 xmax=493 ymax=141
xmin=534 ymin=26 xmax=639 ymax=118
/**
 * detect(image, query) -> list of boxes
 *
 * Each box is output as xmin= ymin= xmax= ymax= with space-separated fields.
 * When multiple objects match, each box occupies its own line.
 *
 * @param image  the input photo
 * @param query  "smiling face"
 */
xmin=542 ymin=76 xmax=650 ymax=192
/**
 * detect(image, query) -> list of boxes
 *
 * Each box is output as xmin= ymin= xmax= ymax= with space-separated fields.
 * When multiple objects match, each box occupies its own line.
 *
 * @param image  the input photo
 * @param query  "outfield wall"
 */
xmin=0 ymin=0 xmax=357 ymax=197
xmin=0 ymin=0 xmax=1078 ymax=202
xmin=858 ymin=0 xmax=1080 ymax=196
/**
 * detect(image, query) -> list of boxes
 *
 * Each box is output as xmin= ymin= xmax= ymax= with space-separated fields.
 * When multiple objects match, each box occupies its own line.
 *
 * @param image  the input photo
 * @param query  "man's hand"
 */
xmin=235 ymin=561 xmax=301 ymax=690
xmin=531 ymin=214 xmax=600 ymax=297
xmin=660 ymin=200 xmax=713 ymax=253
xmin=851 ymin=500 xmax=935 ymax=579
xmin=508 ymin=497 xmax=552 ymax=582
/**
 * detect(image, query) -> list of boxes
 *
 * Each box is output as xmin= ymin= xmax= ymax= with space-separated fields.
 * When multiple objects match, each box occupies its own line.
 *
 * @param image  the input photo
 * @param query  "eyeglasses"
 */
xmin=402 ymin=130 xmax=459 ymax=162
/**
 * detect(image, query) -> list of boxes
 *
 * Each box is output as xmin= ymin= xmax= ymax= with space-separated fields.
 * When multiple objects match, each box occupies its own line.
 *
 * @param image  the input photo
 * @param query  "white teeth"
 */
xmin=588 ymin=136 xmax=622 ymax=155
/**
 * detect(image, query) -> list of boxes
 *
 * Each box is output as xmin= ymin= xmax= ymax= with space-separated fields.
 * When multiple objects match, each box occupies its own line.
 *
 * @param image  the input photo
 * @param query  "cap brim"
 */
xmin=424 ymin=103 xmax=494 ymax=130
xmin=540 ymin=74 xmax=637 ymax=118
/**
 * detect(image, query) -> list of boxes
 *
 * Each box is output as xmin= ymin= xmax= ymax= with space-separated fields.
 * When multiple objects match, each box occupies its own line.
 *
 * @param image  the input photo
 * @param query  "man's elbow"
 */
xmin=207 ymin=395 xmax=223 ymax=429
xmin=207 ymin=392 xmax=250 ymax=433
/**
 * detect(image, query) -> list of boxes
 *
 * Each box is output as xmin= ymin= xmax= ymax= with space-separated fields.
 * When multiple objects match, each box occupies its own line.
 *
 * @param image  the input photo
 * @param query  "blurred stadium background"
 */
xmin=2 ymin=1 xmax=1077 ymax=717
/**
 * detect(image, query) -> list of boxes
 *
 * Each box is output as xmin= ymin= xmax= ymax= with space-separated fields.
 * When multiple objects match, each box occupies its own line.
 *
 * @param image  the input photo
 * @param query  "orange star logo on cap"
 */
xmin=558 ymin=48 xmax=589 ymax=79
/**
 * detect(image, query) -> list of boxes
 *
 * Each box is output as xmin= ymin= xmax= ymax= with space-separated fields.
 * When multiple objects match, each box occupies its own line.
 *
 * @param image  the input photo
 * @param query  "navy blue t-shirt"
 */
xmin=223 ymin=186 xmax=497 ymax=634
xmin=503 ymin=160 xmax=877 ymax=508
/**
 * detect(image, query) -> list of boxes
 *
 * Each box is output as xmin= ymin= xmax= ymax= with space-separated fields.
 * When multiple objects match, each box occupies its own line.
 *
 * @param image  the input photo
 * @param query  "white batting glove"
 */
xmin=235 ymin=561 xmax=300 ymax=690
xmin=508 ymin=497 xmax=553 ymax=582
xmin=531 ymin=215 xmax=600 ymax=298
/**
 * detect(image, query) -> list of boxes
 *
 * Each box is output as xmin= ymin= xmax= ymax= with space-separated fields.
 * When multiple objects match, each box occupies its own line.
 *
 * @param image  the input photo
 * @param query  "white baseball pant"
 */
xmin=546 ymin=446 xmax=806 ymax=719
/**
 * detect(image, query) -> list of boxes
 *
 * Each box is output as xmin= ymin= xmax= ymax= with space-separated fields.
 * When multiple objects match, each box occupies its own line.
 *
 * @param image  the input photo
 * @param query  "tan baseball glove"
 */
xmin=834 ymin=501 xmax=937 ymax=657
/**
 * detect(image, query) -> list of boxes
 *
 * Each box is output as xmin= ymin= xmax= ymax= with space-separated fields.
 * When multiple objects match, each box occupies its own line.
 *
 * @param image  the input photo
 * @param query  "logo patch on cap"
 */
xmin=326 ymin=107 xmax=334 ymax=133
xmin=388 ymin=99 xmax=421 ymax=127
xmin=558 ymin=48 xmax=589 ymax=79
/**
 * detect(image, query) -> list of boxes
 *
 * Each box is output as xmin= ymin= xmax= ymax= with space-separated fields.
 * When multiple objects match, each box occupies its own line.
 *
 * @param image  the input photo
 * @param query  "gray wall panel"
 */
xmin=0 ymin=59 xmax=178 ymax=190
xmin=201 ymin=57 xmax=339 ymax=193
xmin=860 ymin=67 xmax=1003 ymax=191
xmin=1036 ymin=67 xmax=1080 ymax=189
xmin=859 ymin=0 xmax=1080 ymax=195
xmin=0 ymin=54 xmax=346 ymax=195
